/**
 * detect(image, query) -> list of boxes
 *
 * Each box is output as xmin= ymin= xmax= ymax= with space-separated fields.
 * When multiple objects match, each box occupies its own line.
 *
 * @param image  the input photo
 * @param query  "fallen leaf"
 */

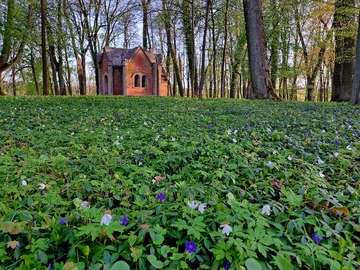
xmin=331 ymin=206 xmax=350 ymax=216
xmin=139 ymin=224 xmax=149 ymax=229
xmin=305 ymin=137 xmax=311 ymax=143
xmin=154 ymin=175 xmax=166 ymax=184
xmin=104 ymin=209 xmax=112 ymax=215
xmin=7 ymin=240 xmax=19 ymax=249
xmin=271 ymin=179 xmax=282 ymax=189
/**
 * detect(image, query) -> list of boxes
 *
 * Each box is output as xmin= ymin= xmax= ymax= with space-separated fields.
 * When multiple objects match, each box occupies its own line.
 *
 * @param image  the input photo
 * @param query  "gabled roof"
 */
xmin=99 ymin=46 xmax=159 ymax=66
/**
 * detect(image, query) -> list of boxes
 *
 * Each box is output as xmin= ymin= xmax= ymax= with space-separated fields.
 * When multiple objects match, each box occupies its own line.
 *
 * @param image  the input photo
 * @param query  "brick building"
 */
xmin=97 ymin=46 xmax=168 ymax=96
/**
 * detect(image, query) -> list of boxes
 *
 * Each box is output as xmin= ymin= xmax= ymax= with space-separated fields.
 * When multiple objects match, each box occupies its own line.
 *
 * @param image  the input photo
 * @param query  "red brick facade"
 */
xmin=98 ymin=46 xmax=168 ymax=96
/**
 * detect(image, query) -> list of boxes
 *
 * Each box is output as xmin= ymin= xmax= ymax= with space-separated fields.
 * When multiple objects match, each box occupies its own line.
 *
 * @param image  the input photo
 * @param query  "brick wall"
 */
xmin=126 ymin=50 xmax=153 ymax=96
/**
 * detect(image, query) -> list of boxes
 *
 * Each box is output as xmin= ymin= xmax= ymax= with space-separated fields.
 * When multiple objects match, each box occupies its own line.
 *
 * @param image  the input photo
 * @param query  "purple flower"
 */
xmin=38 ymin=255 xmax=41 ymax=261
xmin=281 ymin=232 xmax=286 ymax=237
xmin=205 ymin=149 xmax=209 ymax=153
xmin=208 ymin=125 xmax=213 ymax=129
xmin=48 ymin=263 xmax=52 ymax=270
xmin=156 ymin=192 xmax=165 ymax=202
xmin=225 ymin=261 xmax=231 ymax=270
xmin=120 ymin=215 xmax=128 ymax=226
xmin=185 ymin=240 xmax=197 ymax=253
xmin=137 ymin=155 xmax=143 ymax=160
xmin=10 ymin=129 xmax=14 ymax=134
xmin=335 ymin=139 xmax=340 ymax=145
xmin=311 ymin=232 xmax=323 ymax=244
xmin=59 ymin=217 xmax=67 ymax=225
xmin=261 ymin=151 xmax=267 ymax=158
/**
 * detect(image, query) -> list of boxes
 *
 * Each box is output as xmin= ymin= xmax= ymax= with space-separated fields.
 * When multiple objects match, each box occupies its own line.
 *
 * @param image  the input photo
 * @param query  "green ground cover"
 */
xmin=0 ymin=96 xmax=359 ymax=270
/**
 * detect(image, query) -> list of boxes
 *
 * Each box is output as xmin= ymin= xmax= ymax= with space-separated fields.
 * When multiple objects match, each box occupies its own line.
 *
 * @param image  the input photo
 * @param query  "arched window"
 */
xmin=104 ymin=75 xmax=109 ymax=95
xmin=142 ymin=75 xmax=147 ymax=88
xmin=134 ymin=74 xmax=140 ymax=87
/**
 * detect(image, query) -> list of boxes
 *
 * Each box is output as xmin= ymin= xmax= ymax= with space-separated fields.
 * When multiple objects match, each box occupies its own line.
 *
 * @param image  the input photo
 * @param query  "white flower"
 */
xmin=81 ymin=201 xmax=90 ymax=208
xmin=114 ymin=140 xmax=120 ymax=146
xmin=348 ymin=125 xmax=352 ymax=129
xmin=319 ymin=171 xmax=325 ymax=178
xmin=261 ymin=204 xmax=271 ymax=215
xmin=85 ymin=128 xmax=88 ymax=131
xmin=115 ymin=127 xmax=118 ymax=131
xmin=317 ymin=158 xmax=324 ymax=164
xmin=100 ymin=214 xmax=112 ymax=225
xmin=198 ymin=203 xmax=207 ymax=214
xmin=334 ymin=152 xmax=339 ymax=157
xmin=171 ymin=137 xmax=176 ymax=142
xmin=39 ymin=183 xmax=46 ymax=190
xmin=234 ymin=129 xmax=238 ymax=135
xmin=188 ymin=201 xmax=199 ymax=209
xmin=154 ymin=135 xmax=160 ymax=142
xmin=42 ymin=125 xmax=45 ymax=128
xmin=22 ymin=180 xmax=27 ymax=186
xmin=71 ymin=132 xmax=74 ymax=136
xmin=227 ymin=129 xmax=232 ymax=135
xmin=144 ymin=122 xmax=148 ymax=126
xmin=138 ymin=162 xmax=143 ymax=166
xmin=265 ymin=161 xmax=274 ymax=169
xmin=220 ymin=224 xmax=232 ymax=236
xmin=321 ymin=129 xmax=326 ymax=133
xmin=288 ymin=156 xmax=293 ymax=161
xmin=232 ymin=138 xmax=237 ymax=143
xmin=346 ymin=145 xmax=352 ymax=150
xmin=90 ymin=131 xmax=94 ymax=134
xmin=120 ymin=136 xmax=124 ymax=140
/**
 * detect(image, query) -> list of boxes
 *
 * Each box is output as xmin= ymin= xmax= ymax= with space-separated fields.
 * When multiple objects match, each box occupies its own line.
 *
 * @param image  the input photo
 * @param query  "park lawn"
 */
xmin=0 ymin=96 xmax=359 ymax=270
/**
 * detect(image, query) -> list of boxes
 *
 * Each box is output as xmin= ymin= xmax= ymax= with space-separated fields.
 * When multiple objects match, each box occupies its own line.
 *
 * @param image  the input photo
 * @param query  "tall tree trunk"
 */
xmin=230 ymin=34 xmax=245 ymax=98
xmin=243 ymin=0 xmax=279 ymax=99
xmin=332 ymin=0 xmax=355 ymax=102
xmin=49 ymin=45 xmax=59 ymax=96
xmin=30 ymin=48 xmax=40 ymax=95
xmin=182 ymin=0 xmax=196 ymax=97
xmin=269 ymin=0 xmax=280 ymax=89
xmin=141 ymin=0 xmax=151 ymax=50
xmin=351 ymin=13 xmax=360 ymax=105
xmin=210 ymin=5 xmax=217 ymax=98
xmin=220 ymin=0 xmax=229 ymax=98
xmin=199 ymin=0 xmax=211 ymax=100
xmin=41 ymin=0 xmax=48 ymax=95
xmin=57 ymin=1 xmax=66 ymax=96
xmin=162 ymin=0 xmax=184 ymax=96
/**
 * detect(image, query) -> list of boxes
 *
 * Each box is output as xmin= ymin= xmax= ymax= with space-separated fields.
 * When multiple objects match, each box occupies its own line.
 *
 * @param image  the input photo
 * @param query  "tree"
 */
xmin=198 ymin=0 xmax=211 ymax=100
xmin=331 ymin=0 xmax=356 ymax=102
xmin=243 ymin=0 xmax=279 ymax=99
xmin=0 ymin=0 xmax=33 ymax=95
xmin=350 ymin=13 xmax=360 ymax=105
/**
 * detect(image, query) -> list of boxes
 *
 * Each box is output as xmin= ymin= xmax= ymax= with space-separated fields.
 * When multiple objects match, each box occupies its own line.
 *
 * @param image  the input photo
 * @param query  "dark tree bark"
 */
xmin=210 ymin=4 xmax=217 ymax=98
xmin=41 ymin=0 xmax=48 ymax=95
xmin=141 ymin=0 xmax=151 ymax=50
xmin=332 ymin=0 xmax=355 ymax=102
xmin=220 ymin=0 xmax=229 ymax=98
xmin=182 ymin=0 xmax=197 ymax=97
xmin=351 ymin=14 xmax=360 ymax=105
xmin=243 ymin=0 xmax=279 ymax=99
xmin=199 ymin=0 xmax=211 ymax=100
xmin=162 ymin=0 xmax=184 ymax=96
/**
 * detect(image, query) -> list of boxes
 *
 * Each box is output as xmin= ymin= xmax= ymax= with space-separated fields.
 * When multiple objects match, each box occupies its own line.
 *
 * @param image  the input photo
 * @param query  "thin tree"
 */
xmin=243 ymin=0 xmax=279 ymax=99
xmin=41 ymin=0 xmax=48 ymax=95
xmin=350 ymin=13 xmax=360 ymax=105
xmin=199 ymin=0 xmax=211 ymax=100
